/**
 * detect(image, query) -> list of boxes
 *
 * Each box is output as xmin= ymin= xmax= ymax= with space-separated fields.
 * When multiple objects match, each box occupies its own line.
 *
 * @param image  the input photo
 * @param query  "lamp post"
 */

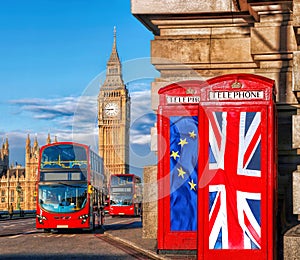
xmin=16 ymin=182 xmax=22 ymax=217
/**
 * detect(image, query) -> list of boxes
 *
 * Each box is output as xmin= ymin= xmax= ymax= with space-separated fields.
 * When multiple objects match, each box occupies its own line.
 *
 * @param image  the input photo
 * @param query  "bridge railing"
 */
xmin=0 ymin=210 xmax=36 ymax=220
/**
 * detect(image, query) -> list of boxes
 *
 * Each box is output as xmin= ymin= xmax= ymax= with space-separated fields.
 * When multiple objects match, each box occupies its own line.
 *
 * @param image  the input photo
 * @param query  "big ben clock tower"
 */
xmin=98 ymin=28 xmax=130 ymax=179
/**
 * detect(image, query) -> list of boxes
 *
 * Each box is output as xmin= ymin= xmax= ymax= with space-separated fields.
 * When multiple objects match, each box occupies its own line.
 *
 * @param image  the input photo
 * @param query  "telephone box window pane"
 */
xmin=169 ymin=116 xmax=198 ymax=231
xmin=208 ymin=110 xmax=262 ymax=250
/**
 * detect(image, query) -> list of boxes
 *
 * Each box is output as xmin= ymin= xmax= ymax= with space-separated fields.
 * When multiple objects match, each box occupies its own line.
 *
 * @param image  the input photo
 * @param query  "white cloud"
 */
xmin=4 ymin=82 xmax=157 ymax=169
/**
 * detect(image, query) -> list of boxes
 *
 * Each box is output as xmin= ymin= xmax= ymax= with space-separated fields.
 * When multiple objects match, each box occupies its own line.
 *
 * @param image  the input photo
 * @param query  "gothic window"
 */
xmin=109 ymin=68 xmax=118 ymax=74
xmin=1 ymin=189 xmax=5 ymax=203
xmin=11 ymin=190 xmax=14 ymax=202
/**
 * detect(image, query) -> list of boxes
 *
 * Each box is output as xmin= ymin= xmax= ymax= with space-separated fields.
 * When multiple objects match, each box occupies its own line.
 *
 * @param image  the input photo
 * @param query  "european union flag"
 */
xmin=170 ymin=116 xmax=198 ymax=231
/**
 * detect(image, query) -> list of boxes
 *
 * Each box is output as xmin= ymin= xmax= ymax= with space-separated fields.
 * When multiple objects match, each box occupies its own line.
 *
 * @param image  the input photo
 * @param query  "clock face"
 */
xmin=104 ymin=102 xmax=120 ymax=117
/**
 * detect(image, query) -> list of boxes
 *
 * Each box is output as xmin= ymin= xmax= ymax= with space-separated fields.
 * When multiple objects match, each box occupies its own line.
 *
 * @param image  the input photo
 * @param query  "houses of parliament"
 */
xmin=0 ymin=135 xmax=52 ymax=211
xmin=0 ymin=29 xmax=130 ymax=212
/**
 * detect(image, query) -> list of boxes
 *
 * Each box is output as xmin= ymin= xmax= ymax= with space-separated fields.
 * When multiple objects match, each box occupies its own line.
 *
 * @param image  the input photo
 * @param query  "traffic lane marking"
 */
xmin=107 ymin=218 xmax=135 ymax=225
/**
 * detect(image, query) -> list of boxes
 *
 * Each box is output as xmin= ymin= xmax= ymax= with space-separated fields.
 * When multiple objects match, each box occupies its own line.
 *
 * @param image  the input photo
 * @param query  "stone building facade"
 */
xmin=131 ymin=0 xmax=300 ymax=256
xmin=0 ymin=134 xmax=54 ymax=212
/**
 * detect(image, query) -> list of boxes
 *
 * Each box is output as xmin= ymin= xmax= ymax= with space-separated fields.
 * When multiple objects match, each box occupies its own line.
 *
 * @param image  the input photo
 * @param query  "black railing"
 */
xmin=0 ymin=210 xmax=36 ymax=220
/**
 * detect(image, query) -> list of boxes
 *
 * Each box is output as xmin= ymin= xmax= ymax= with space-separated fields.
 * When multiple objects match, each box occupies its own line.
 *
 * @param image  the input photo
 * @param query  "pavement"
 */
xmin=0 ymin=216 xmax=196 ymax=259
xmin=103 ymin=219 xmax=196 ymax=260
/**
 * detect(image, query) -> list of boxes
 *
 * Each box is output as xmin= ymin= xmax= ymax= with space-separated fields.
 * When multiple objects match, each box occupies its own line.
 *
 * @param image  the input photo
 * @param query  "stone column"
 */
xmin=284 ymin=224 xmax=300 ymax=259
xmin=293 ymin=167 xmax=300 ymax=220
xmin=142 ymin=165 xmax=157 ymax=239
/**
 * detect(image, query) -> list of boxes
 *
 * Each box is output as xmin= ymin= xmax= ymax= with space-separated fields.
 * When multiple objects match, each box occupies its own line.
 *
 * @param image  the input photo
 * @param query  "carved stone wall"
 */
xmin=284 ymin=225 xmax=300 ymax=259
xmin=132 ymin=0 xmax=300 ymax=256
xmin=0 ymin=135 xmax=52 ymax=212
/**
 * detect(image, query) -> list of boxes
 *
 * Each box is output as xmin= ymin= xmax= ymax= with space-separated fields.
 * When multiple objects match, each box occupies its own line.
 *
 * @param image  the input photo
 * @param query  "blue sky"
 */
xmin=0 ymin=0 xmax=158 ymax=176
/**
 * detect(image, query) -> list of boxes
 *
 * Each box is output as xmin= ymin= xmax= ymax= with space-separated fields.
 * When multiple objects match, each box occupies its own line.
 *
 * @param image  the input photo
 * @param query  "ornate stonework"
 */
xmin=0 ymin=134 xmax=54 ymax=211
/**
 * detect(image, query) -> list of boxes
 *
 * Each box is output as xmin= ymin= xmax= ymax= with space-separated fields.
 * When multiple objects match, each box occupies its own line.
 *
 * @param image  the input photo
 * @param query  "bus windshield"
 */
xmin=111 ymin=175 xmax=133 ymax=185
xmin=38 ymin=183 xmax=87 ymax=213
xmin=110 ymin=194 xmax=133 ymax=206
xmin=41 ymin=144 xmax=87 ymax=169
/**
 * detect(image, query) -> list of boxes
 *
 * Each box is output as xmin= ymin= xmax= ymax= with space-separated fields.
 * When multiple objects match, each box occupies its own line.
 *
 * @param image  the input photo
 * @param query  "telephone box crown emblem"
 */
xmin=231 ymin=81 xmax=242 ymax=89
xmin=186 ymin=88 xmax=196 ymax=94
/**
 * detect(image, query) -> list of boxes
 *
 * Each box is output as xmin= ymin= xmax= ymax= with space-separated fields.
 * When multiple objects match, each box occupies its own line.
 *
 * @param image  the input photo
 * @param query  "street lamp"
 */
xmin=16 ymin=182 xmax=22 ymax=216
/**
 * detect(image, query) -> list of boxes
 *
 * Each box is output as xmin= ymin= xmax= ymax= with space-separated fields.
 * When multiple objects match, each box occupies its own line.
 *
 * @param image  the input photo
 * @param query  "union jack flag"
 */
xmin=207 ymin=111 xmax=262 ymax=250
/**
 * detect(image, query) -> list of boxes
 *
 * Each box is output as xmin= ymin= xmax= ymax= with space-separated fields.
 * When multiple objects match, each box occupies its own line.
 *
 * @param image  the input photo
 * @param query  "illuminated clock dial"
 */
xmin=104 ymin=102 xmax=120 ymax=117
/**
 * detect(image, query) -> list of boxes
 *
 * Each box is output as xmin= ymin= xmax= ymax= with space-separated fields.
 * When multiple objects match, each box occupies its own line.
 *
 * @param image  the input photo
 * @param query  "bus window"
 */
xmin=38 ymin=183 xmax=87 ymax=213
xmin=41 ymin=144 xmax=87 ymax=169
xmin=111 ymin=175 xmax=133 ymax=186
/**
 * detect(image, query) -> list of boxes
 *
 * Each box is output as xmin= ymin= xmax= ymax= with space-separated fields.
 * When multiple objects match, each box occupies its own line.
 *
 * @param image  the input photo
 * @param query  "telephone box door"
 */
xmin=157 ymin=80 xmax=205 ymax=251
xmin=197 ymin=74 xmax=276 ymax=260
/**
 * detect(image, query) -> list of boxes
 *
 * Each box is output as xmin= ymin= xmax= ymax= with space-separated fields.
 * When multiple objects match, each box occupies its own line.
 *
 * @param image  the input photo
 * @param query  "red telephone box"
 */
xmin=157 ymin=80 xmax=205 ymax=251
xmin=197 ymin=74 xmax=277 ymax=259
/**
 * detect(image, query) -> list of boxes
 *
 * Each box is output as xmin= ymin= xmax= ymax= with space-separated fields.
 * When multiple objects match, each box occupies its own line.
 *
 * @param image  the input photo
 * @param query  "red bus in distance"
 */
xmin=108 ymin=174 xmax=142 ymax=217
xmin=36 ymin=142 xmax=106 ymax=231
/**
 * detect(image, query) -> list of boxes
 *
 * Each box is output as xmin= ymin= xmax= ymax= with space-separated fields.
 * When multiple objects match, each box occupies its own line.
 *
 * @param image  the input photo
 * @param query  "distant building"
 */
xmin=0 ymin=138 xmax=9 ymax=177
xmin=0 ymin=134 xmax=54 ymax=211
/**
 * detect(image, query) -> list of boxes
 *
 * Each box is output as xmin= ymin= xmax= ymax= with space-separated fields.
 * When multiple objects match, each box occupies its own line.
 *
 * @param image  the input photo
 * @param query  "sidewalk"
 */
xmin=103 ymin=224 xmax=196 ymax=260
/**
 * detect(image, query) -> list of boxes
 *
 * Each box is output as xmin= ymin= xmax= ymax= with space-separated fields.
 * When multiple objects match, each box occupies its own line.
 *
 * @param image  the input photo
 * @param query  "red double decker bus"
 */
xmin=108 ymin=174 xmax=142 ymax=217
xmin=36 ymin=142 xmax=106 ymax=231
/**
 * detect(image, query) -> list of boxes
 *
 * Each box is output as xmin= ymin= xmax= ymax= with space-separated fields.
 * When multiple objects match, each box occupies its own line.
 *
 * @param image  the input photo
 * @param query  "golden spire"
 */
xmin=34 ymin=135 xmax=38 ymax=149
xmin=102 ymin=26 xmax=124 ymax=90
xmin=26 ymin=134 xmax=31 ymax=156
xmin=2 ymin=136 xmax=9 ymax=156
xmin=113 ymin=26 xmax=116 ymax=51
xmin=26 ymin=134 xmax=30 ymax=148
xmin=108 ymin=26 xmax=120 ymax=64
xmin=4 ymin=136 xmax=8 ymax=150
xmin=46 ymin=133 xmax=51 ymax=144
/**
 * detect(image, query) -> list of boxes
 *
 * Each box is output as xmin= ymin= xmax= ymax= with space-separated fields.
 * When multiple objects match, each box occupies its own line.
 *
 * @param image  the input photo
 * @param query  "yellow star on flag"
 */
xmin=188 ymin=179 xmax=197 ymax=191
xmin=189 ymin=130 xmax=196 ymax=139
xmin=178 ymin=138 xmax=188 ymax=147
xmin=177 ymin=167 xmax=186 ymax=179
xmin=170 ymin=150 xmax=180 ymax=160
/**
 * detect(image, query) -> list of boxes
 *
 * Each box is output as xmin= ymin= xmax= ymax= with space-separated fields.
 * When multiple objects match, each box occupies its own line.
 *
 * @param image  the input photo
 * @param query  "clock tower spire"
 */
xmin=102 ymin=26 xmax=124 ymax=90
xmin=98 ymin=28 xmax=130 ymax=180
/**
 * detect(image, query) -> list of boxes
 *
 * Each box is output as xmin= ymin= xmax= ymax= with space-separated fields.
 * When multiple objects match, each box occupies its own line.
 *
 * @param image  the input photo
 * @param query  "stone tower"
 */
xmin=24 ymin=134 xmax=40 ymax=210
xmin=0 ymin=137 xmax=9 ymax=176
xmin=98 ymin=28 xmax=130 ymax=181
